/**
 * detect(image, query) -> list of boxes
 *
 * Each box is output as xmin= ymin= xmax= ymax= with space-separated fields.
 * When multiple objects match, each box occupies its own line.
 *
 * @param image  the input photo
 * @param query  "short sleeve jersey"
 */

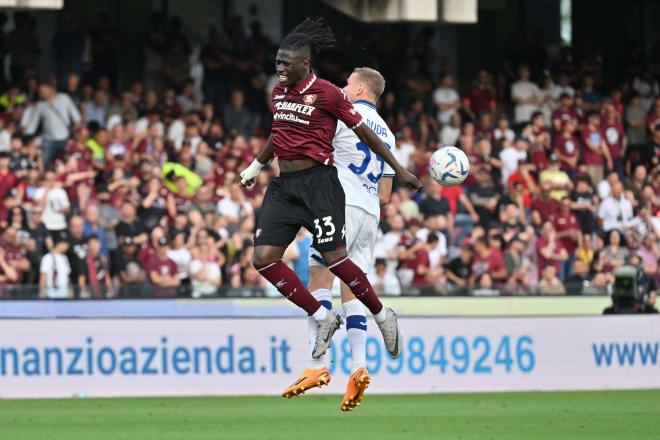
xmin=332 ymin=100 xmax=396 ymax=218
xmin=271 ymin=71 xmax=363 ymax=165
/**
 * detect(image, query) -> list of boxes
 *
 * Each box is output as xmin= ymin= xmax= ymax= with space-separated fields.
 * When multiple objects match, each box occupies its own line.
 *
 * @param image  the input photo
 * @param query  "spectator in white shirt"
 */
xmin=494 ymin=117 xmax=515 ymax=145
xmin=439 ymin=112 xmax=462 ymax=147
xmin=84 ymin=89 xmax=108 ymax=128
xmin=511 ymin=65 xmax=543 ymax=125
xmin=23 ymin=82 xmax=81 ymax=164
xmin=216 ymin=183 xmax=253 ymax=224
xmin=167 ymin=230 xmax=192 ymax=286
xmin=598 ymin=181 xmax=634 ymax=233
xmin=394 ymin=126 xmax=416 ymax=169
xmin=190 ymin=239 xmax=223 ymax=298
xmin=433 ymin=74 xmax=461 ymax=125
xmin=499 ymin=137 xmax=529 ymax=185
xmin=368 ymin=258 xmax=401 ymax=296
xmin=34 ymin=170 xmax=70 ymax=236
xmin=39 ymin=237 xmax=71 ymax=298
xmin=597 ymin=171 xmax=620 ymax=201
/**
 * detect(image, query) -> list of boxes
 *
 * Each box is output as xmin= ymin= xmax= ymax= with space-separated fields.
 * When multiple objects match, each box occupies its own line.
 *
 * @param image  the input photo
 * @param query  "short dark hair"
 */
xmin=279 ymin=17 xmax=335 ymax=58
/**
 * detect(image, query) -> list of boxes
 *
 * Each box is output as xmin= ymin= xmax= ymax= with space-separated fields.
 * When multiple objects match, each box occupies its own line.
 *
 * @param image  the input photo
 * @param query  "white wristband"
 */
xmin=239 ymin=159 xmax=265 ymax=186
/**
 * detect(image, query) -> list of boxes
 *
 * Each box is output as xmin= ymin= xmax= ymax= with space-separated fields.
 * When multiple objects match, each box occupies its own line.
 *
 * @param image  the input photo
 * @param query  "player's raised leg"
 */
xmin=253 ymin=245 xmax=342 ymax=359
xmin=339 ymin=282 xmax=371 ymax=411
xmin=281 ymin=294 xmax=333 ymax=398
xmin=322 ymin=247 xmax=402 ymax=358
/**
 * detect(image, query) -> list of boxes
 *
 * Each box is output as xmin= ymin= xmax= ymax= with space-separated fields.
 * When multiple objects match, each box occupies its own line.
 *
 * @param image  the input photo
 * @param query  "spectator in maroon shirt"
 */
xmin=530 ymin=111 xmax=550 ymax=150
xmin=581 ymin=110 xmax=613 ymax=185
xmin=84 ymin=234 xmax=113 ymax=298
xmin=471 ymin=237 xmax=507 ymax=285
xmin=531 ymin=182 xmax=561 ymax=227
xmin=145 ymin=235 xmax=180 ymax=297
xmin=0 ymin=246 xmax=19 ymax=296
xmin=1 ymin=226 xmax=31 ymax=284
xmin=552 ymin=93 xmax=578 ymax=133
xmin=601 ymin=102 xmax=627 ymax=180
xmin=549 ymin=197 xmax=581 ymax=279
xmin=0 ymin=151 xmax=19 ymax=207
xmin=553 ymin=119 xmax=580 ymax=178
xmin=465 ymin=70 xmax=496 ymax=119
xmin=475 ymin=112 xmax=494 ymax=143
xmin=403 ymin=235 xmax=432 ymax=289
xmin=647 ymin=97 xmax=660 ymax=136
xmin=536 ymin=221 xmax=568 ymax=276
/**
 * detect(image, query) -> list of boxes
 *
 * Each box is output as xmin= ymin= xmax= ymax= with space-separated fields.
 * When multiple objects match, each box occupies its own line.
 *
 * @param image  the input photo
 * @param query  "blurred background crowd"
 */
xmin=0 ymin=5 xmax=658 ymax=300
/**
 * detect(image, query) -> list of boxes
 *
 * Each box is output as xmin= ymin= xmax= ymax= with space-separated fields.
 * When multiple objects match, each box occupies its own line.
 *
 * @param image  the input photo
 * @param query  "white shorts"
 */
xmin=309 ymin=205 xmax=378 ymax=273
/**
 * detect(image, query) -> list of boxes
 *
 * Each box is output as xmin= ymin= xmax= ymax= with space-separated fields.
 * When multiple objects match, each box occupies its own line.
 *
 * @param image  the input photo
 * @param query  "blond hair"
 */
xmin=353 ymin=67 xmax=385 ymax=101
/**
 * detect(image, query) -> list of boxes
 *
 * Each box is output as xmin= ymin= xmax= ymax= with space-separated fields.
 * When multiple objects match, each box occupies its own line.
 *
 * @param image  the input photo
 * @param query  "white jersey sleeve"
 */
xmin=332 ymin=100 xmax=396 ymax=218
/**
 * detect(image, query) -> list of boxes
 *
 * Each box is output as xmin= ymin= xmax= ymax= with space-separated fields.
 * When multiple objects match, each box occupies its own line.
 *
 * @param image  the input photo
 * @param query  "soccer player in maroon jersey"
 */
xmin=240 ymin=18 xmax=422 ymax=362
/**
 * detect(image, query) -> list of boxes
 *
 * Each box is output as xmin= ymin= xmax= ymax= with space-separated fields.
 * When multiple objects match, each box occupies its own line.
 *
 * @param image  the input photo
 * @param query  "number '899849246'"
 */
xmin=327 ymin=335 xmax=535 ymax=376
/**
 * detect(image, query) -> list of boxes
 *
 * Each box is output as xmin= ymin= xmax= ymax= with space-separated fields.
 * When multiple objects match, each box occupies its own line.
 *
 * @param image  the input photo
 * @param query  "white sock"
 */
xmin=312 ymin=306 xmax=327 ymax=321
xmin=343 ymin=299 xmax=367 ymax=373
xmin=374 ymin=307 xmax=388 ymax=323
xmin=308 ymin=289 xmax=332 ymax=369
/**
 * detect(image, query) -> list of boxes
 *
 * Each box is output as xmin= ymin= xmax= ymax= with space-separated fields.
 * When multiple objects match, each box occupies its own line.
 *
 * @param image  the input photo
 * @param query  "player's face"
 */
xmin=342 ymin=73 xmax=361 ymax=102
xmin=275 ymin=49 xmax=309 ymax=87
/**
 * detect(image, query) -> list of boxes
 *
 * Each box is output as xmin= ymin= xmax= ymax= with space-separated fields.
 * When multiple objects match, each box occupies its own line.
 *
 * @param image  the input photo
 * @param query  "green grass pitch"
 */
xmin=1 ymin=390 xmax=659 ymax=440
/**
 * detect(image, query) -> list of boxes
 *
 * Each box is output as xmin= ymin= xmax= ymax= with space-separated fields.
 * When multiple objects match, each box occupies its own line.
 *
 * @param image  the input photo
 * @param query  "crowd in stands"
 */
xmin=0 ymin=11 xmax=658 ymax=301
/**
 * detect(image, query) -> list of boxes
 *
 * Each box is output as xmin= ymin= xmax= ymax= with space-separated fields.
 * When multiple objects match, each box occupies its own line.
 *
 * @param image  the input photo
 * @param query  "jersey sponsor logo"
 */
xmin=362 ymin=183 xmax=377 ymax=195
xmin=303 ymin=94 xmax=317 ymax=105
xmin=255 ymin=228 xmax=262 ymax=238
xmin=273 ymin=112 xmax=310 ymax=125
xmin=274 ymin=101 xmax=316 ymax=116
xmin=273 ymin=94 xmax=285 ymax=100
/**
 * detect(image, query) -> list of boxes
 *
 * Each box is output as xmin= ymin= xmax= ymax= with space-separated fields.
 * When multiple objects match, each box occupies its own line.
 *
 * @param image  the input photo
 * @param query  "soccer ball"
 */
xmin=429 ymin=146 xmax=470 ymax=186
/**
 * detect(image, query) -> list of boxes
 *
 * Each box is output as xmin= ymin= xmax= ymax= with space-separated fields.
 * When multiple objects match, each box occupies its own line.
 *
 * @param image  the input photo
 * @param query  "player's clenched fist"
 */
xmin=239 ymin=159 xmax=265 ymax=188
xmin=398 ymin=170 xmax=422 ymax=192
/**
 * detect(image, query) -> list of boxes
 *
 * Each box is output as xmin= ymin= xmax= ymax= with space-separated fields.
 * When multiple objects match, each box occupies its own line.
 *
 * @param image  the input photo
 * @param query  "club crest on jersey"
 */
xmin=303 ymin=94 xmax=317 ymax=105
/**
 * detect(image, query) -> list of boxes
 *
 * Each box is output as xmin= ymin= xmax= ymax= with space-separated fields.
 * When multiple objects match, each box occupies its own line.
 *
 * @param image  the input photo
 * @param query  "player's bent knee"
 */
xmin=321 ymin=248 xmax=347 ymax=266
xmin=252 ymin=245 xmax=284 ymax=268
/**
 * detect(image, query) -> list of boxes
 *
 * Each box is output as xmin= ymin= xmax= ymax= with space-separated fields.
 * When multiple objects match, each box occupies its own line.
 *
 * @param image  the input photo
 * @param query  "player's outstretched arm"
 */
xmin=239 ymin=134 xmax=275 ymax=187
xmin=378 ymin=176 xmax=393 ymax=207
xmin=352 ymin=124 xmax=422 ymax=192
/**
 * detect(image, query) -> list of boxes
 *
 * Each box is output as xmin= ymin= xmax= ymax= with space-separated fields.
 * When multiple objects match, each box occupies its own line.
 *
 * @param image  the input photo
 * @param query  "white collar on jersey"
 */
xmin=285 ymin=71 xmax=317 ymax=95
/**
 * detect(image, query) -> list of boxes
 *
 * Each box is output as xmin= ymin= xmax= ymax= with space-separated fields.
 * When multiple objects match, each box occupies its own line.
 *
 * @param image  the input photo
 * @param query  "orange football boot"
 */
xmin=340 ymin=367 xmax=371 ymax=412
xmin=281 ymin=367 xmax=331 ymax=398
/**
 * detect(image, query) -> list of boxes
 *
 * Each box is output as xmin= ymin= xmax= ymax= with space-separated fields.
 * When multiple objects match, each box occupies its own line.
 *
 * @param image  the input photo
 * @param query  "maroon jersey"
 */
xmin=553 ymin=133 xmax=579 ymax=170
xmin=549 ymin=211 xmax=579 ymax=254
xmin=472 ymin=250 xmax=506 ymax=281
xmin=145 ymin=254 xmax=178 ymax=297
xmin=601 ymin=120 xmax=624 ymax=160
xmin=271 ymin=71 xmax=363 ymax=165
xmin=581 ymin=126 xmax=604 ymax=166
xmin=0 ymin=171 xmax=19 ymax=199
xmin=552 ymin=108 xmax=578 ymax=130
xmin=535 ymin=237 xmax=565 ymax=273
xmin=2 ymin=245 xmax=24 ymax=283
